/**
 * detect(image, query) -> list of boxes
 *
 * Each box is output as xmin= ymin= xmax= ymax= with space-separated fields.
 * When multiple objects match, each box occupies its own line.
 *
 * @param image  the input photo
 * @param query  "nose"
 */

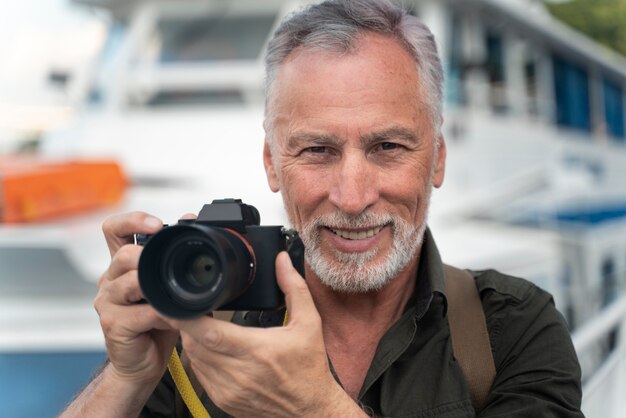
xmin=328 ymin=152 xmax=379 ymax=216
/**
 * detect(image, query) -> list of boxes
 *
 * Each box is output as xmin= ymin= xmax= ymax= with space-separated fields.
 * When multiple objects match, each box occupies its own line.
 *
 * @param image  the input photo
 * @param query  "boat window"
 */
xmin=87 ymin=22 xmax=128 ymax=107
xmin=552 ymin=54 xmax=591 ymax=132
xmin=142 ymin=89 xmax=245 ymax=107
xmin=602 ymin=257 xmax=616 ymax=307
xmin=562 ymin=264 xmax=575 ymax=330
xmin=154 ymin=14 xmax=277 ymax=62
xmin=485 ymin=32 xmax=507 ymax=113
xmin=601 ymin=256 xmax=620 ymax=352
xmin=603 ymin=77 xmax=625 ymax=140
xmin=524 ymin=57 xmax=539 ymax=117
xmin=446 ymin=12 xmax=465 ymax=106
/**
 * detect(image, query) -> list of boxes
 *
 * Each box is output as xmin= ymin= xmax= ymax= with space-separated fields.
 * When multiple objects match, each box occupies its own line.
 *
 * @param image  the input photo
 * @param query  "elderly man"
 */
xmin=61 ymin=0 xmax=583 ymax=417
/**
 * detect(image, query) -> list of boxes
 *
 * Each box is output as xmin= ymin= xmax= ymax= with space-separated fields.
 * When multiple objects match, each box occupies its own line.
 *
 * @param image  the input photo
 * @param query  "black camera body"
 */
xmin=136 ymin=199 xmax=304 ymax=319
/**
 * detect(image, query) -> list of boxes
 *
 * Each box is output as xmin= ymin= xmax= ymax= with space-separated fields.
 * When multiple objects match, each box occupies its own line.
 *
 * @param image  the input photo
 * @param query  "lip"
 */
xmin=321 ymin=224 xmax=389 ymax=253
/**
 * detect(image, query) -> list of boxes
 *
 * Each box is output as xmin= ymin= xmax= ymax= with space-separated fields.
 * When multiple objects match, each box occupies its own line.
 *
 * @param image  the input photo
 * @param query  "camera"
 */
xmin=136 ymin=199 xmax=304 ymax=319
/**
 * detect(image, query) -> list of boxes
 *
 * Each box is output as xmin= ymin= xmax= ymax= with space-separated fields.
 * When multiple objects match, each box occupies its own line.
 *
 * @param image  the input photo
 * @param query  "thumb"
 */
xmin=275 ymin=251 xmax=319 ymax=326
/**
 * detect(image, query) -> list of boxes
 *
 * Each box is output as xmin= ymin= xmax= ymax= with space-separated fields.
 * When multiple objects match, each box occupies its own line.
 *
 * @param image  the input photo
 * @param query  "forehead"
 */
xmin=271 ymin=33 xmax=429 ymax=139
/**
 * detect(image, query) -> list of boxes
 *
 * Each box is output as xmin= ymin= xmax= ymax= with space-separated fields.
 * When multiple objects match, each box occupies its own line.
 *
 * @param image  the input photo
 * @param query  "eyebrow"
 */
xmin=360 ymin=127 xmax=419 ymax=147
xmin=285 ymin=126 xmax=419 ymax=149
xmin=286 ymin=133 xmax=342 ymax=149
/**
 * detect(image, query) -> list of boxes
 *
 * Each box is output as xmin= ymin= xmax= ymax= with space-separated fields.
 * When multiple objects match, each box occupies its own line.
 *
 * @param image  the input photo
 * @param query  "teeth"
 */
xmin=331 ymin=226 xmax=383 ymax=240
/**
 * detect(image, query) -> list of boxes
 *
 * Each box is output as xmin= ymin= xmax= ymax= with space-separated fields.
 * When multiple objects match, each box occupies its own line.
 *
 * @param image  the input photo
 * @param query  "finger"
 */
xmin=100 ymin=303 xmax=176 ymax=339
xmin=127 ymin=304 xmax=177 ymax=334
xmin=98 ymin=244 xmax=141 ymax=288
xmin=103 ymin=270 xmax=144 ymax=305
xmin=275 ymin=251 xmax=319 ymax=326
xmin=106 ymin=244 xmax=143 ymax=282
xmin=162 ymin=314 xmax=260 ymax=356
xmin=102 ymin=212 xmax=163 ymax=257
xmin=180 ymin=213 xmax=197 ymax=220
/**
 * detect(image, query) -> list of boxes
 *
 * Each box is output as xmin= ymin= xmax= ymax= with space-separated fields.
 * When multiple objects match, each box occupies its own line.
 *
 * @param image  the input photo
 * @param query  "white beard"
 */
xmin=297 ymin=210 xmax=428 ymax=293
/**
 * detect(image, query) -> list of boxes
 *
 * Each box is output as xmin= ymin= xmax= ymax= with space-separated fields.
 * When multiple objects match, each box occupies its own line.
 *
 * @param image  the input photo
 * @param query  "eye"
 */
xmin=379 ymin=142 xmax=401 ymax=151
xmin=303 ymin=146 xmax=327 ymax=154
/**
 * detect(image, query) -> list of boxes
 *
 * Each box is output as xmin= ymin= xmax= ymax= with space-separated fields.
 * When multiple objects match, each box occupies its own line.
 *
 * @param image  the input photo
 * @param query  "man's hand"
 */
xmin=94 ymin=212 xmax=179 ymax=386
xmin=61 ymin=212 xmax=186 ymax=418
xmin=163 ymin=251 xmax=365 ymax=417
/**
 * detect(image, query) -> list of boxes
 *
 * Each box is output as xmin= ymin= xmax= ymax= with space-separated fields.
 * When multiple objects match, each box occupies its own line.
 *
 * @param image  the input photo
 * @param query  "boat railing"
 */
xmin=573 ymin=292 xmax=626 ymax=417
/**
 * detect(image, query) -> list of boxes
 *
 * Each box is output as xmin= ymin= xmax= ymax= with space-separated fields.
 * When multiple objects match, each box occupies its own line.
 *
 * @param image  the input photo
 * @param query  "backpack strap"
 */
xmin=443 ymin=264 xmax=496 ymax=412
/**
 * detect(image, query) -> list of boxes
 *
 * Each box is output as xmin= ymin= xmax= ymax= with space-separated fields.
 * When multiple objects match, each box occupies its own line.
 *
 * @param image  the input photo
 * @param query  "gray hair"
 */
xmin=263 ymin=0 xmax=444 ymax=143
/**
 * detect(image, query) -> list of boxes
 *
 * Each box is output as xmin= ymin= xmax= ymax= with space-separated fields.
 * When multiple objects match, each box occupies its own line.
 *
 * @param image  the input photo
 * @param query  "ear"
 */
xmin=433 ymin=133 xmax=446 ymax=189
xmin=263 ymin=139 xmax=280 ymax=192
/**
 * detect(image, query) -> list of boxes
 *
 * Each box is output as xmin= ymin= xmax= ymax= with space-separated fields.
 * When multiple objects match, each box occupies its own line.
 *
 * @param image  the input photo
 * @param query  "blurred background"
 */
xmin=0 ymin=0 xmax=625 ymax=416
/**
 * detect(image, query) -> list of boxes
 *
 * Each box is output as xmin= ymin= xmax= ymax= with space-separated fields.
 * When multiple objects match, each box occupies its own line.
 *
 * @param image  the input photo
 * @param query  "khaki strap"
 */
xmin=443 ymin=265 xmax=496 ymax=412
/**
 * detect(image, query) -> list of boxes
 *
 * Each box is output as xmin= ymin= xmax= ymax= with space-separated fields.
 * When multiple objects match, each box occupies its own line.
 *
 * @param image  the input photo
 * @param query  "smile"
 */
xmin=328 ymin=225 xmax=384 ymax=240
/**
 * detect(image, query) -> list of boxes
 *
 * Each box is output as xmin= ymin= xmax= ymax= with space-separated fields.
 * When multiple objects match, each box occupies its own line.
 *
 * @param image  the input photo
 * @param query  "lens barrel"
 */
xmin=138 ymin=224 xmax=254 ymax=319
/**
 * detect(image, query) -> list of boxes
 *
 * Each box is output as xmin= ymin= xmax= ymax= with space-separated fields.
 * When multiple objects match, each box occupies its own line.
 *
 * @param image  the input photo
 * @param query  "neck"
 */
xmin=305 ymin=256 xmax=420 ymax=400
xmin=306 ymin=255 xmax=419 ymax=339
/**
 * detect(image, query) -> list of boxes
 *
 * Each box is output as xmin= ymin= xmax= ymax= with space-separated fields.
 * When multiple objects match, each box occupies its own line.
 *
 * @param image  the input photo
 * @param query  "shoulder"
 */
xmin=473 ymin=268 xmax=549 ymax=304
xmin=471 ymin=269 xmax=562 ymax=357
xmin=469 ymin=269 xmax=583 ymax=415
xmin=472 ymin=269 xmax=557 ymax=334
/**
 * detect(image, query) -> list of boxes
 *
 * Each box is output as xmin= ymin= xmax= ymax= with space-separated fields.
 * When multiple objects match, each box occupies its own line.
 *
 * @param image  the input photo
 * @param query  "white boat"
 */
xmin=1 ymin=0 xmax=625 ymax=416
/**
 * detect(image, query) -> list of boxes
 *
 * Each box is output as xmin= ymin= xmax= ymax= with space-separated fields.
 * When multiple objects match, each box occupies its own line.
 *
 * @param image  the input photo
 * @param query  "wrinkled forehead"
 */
xmin=269 ymin=34 xmax=429 ymax=139
xmin=276 ymin=32 xmax=420 ymax=88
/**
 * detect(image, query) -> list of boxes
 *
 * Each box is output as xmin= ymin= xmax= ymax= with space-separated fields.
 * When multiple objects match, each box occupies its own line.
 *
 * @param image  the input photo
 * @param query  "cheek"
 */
xmin=381 ymin=161 xmax=434 ymax=218
xmin=280 ymin=168 xmax=330 ymax=223
xmin=410 ymin=176 xmax=434 ymax=222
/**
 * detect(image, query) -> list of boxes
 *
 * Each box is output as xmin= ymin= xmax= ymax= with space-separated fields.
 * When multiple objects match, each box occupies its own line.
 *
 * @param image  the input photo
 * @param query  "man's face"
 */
xmin=264 ymin=34 xmax=446 ymax=292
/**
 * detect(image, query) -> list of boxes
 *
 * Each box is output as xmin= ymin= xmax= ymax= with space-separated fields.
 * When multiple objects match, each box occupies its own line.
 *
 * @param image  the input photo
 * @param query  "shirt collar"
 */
xmin=412 ymin=228 xmax=448 ymax=318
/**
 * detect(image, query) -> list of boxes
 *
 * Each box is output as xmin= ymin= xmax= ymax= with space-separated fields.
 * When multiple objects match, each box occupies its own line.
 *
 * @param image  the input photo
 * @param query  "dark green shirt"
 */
xmin=141 ymin=230 xmax=583 ymax=417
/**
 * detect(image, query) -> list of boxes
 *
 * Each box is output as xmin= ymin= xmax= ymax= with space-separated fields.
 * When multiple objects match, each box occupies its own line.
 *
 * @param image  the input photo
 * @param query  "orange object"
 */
xmin=0 ymin=157 xmax=128 ymax=223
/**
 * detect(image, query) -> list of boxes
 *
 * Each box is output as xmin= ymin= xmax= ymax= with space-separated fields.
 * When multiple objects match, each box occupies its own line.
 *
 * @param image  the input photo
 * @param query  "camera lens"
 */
xmin=187 ymin=253 xmax=217 ymax=287
xmin=162 ymin=236 xmax=226 ymax=305
xmin=138 ymin=223 xmax=254 ymax=319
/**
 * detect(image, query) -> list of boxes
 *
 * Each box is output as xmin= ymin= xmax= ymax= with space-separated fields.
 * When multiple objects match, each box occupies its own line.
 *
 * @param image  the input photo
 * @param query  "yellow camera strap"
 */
xmin=168 ymin=311 xmax=289 ymax=418
xmin=168 ymin=349 xmax=210 ymax=418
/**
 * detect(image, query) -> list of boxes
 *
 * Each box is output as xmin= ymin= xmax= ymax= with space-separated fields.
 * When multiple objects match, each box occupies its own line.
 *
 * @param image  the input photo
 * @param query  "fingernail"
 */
xmin=144 ymin=216 xmax=162 ymax=229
